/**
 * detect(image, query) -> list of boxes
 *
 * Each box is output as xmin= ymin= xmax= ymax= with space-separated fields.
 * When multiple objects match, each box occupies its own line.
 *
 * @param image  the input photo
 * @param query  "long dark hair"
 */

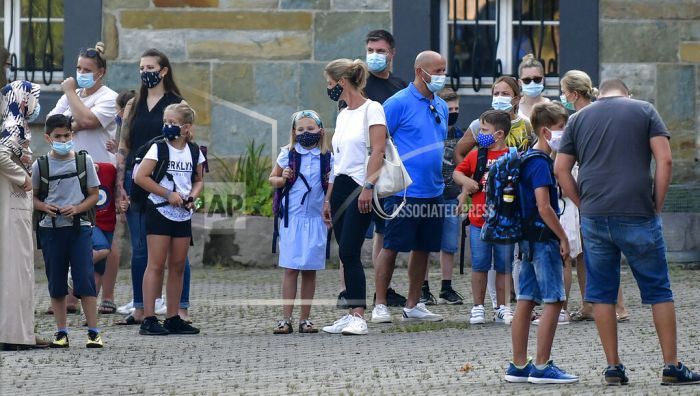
xmin=126 ymin=48 xmax=182 ymax=148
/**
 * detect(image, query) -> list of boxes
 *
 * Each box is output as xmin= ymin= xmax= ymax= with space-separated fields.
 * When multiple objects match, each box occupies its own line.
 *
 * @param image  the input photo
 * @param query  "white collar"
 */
xmin=294 ymin=142 xmax=320 ymax=155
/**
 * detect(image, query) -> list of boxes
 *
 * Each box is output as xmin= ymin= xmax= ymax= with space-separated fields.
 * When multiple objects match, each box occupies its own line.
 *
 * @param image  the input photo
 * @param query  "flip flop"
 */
xmin=44 ymin=305 xmax=80 ymax=315
xmin=98 ymin=300 xmax=117 ymax=314
xmin=116 ymin=314 xmax=142 ymax=325
xmin=570 ymin=310 xmax=594 ymax=322
xmin=616 ymin=312 xmax=631 ymax=322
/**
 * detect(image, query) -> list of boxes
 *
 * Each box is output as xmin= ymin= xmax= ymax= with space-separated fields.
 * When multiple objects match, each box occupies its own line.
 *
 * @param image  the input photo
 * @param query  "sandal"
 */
xmin=570 ymin=310 xmax=595 ymax=322
xmin=616 ymin=312 xmax=630 ymax=322
xmin=44 ymin=305 xmax=80 ymax=315
xmin=98 ymin=300 xmax=117 ymax=314
xmin=273 ymin=319 xmax=293 ymax=334
xmin=116 ymin=314 xmax=142 ymax=326
xmin=298 ymin=320 xmax=319 ymax=334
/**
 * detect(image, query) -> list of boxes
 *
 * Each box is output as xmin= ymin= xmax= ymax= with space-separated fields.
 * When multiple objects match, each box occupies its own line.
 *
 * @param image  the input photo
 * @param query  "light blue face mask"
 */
xmin=27 ymin=102 xmax=41 ymax=123
xmin=560 ymin=94 xmax=576 ymax=111
xmin=366 ymin=52 xmax=388 ymax=73
xmin=522 ymin=82 xmax=544 ymax=97
xmin=421 ymin=69 xmax=446 ymax=93
xmin=52 ymin=139 xmax=74 ymax=155
xmin=492 ymin=95 xmax=513 ymax=111
xmin=76 ymin=72 xmax=97 ymax=89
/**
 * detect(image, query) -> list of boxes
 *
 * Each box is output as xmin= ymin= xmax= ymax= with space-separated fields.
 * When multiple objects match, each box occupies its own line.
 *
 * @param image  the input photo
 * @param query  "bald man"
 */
xmin=371 ymin=51 xmax=448 ymax=323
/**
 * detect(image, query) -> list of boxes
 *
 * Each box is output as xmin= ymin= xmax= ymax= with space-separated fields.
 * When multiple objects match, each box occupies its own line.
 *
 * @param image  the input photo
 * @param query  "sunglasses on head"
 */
xmin=79 ymin=48 xmax=99 ymax=58
xmin=429 ymin=104 xmax=441 ymax=124
xmin=521 ymin=76 xmax=544 ymax=84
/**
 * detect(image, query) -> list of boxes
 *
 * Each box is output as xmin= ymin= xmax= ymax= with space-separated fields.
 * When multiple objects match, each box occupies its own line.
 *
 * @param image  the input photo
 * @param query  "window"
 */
xmin=1 ymin=0 xmax=64 ymax=85
xmin=439 ymin=0 xmax=560 ymax=93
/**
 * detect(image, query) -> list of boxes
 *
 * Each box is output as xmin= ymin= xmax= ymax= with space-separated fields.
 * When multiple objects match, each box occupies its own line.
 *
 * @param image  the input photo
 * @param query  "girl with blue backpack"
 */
xmin=270 ymin=110 xmax=332 ymax=334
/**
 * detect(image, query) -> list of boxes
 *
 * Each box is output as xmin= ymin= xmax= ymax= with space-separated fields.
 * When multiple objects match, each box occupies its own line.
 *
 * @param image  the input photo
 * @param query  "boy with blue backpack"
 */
xmin=501 ymin=101 xmax=577 ymax=383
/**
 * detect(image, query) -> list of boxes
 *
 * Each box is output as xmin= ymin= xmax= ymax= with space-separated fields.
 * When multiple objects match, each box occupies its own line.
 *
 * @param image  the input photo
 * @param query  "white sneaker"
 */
xmin=341 ymin=314 xmax=368 ymax=335
xmin=469 ymin=305 xmax=486 ymax=324
xmin=533 ymin=310 xmax=570 ymax=326
xmin=116 ymin=300 xmax=135 ymax=315
xmin=371 ymin=304 xmax=392 ymax=323
xmin=401 ymin=303 xmax=443 ymax=322
xmin=155 ymin=298 xmax=167 ymax=315
xmin=322 ymin=314 xmax=353 ymax=334
xmin=494 ymin=305 xmax=514 ymax=325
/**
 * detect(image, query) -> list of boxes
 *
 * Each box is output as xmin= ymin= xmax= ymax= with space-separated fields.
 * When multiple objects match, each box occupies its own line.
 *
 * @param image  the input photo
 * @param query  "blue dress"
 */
xmin=276 ymin=143 xmax=331 ymax=270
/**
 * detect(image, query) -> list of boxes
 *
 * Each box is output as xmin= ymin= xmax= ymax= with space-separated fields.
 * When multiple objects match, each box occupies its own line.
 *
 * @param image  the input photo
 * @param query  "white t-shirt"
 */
xmin=331 ymin=99 xmax=386 ymax=186
xmin=143 ymin=141 xmax=205 ymax=222
xmin=48 ymin=85 xmax=118 ymax=165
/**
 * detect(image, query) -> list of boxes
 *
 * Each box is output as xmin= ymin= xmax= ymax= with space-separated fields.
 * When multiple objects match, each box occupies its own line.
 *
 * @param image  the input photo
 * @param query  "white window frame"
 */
xmin=2 ymin=0 xmax=64 ymax=88
xmin=439 ymin=0 xmax=560 ymax=95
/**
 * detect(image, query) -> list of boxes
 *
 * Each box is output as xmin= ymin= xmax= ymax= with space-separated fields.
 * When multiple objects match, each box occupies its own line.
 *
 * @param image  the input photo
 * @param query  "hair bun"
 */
xmin=590 ymin=87 xmax=599 ymax=98
xmin=94 ymin=42 xmax=105 ymax=54
xmin=522 ymin=53 xmax=535 ymax=62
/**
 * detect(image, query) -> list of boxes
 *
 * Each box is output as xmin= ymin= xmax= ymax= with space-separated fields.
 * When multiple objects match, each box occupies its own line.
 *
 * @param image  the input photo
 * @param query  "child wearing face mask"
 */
xmin=453 ymin=110 xmax=515 ymax=326
xmin=33 ymin=114 xmax=103 ymax=348
xmin=134 ymin=103 xmax=204 ymax=336
xmin=269 ymin=110 xmax=333 ymax=334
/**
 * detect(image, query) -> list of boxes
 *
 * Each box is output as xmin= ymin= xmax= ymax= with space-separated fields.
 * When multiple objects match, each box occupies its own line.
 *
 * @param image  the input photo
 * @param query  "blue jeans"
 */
xmin=125 ymin=170 xmax=190 ymax=309
xmin=518 ymin=240 xmax=565 ymax=304
xmin=580 ymin=215 xmax=673 ymax=305
xmin=469 ymin=225 xmax=514 ymax=273
xmin=440 ymin=198 xmax=460 ymax=253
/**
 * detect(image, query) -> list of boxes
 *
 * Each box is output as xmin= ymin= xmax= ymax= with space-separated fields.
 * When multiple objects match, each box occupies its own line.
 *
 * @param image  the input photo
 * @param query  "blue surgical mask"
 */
xmin=115 ymin=115 xmax=122 ymax=127
xmin=560 ymin=94 xmax=576 ymax=111
xmin=492 ymin=95 xmax=513 ymax=111
xmin=27 ymin=102 xmax=41 ymax=123
xmin=366 ymin=53 xmax=388 ymax=73
xmin=476 ymin=132 xmax=497 ymax=148
xmin=522 ymin=82 xmax=544 ymax=97
xmin=76 ymin=72 xmax=97 ymax=89
xmin=297 ymin=131 xmax=322 ymax=148
xmin=162 ymin=123 xmax=182 ymax=141
xmin=52 ymin=139 xmax=74 ymax=155
xmin=421 ymin=69 xmax=446 ymax=93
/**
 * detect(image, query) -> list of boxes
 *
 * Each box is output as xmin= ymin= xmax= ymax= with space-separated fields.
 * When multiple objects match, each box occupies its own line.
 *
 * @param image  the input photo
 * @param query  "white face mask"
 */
xmin=546 ymin=129 xmax=564 ymax=152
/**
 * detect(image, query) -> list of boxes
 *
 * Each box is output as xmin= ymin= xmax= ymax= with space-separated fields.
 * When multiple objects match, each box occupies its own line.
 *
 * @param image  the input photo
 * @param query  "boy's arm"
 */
xmin=33 ymin=189 xmax=59 ymax=216
xmin=59 ymin=186 xmax=99 ymax=217
xmin=534 ymin=186 xmax=570 ymax=259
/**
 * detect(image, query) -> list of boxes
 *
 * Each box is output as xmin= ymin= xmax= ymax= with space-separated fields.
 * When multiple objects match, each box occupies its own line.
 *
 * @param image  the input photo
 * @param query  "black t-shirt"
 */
xmin=338 ymin=72 xmax=407 ymax=110
xmin=126 ymin=92 xmax=183 ymax=169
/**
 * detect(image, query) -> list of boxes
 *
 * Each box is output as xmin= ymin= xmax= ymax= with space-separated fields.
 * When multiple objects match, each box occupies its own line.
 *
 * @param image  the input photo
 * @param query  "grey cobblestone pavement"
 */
xmin=2 ymin=264 xmax=700 ymax=395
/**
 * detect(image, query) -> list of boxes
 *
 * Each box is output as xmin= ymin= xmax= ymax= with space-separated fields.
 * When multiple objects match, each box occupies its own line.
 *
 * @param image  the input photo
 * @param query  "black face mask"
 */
xmin=297 ymin=131 xmax=322 ymax=148
xmin=448 ymin=112 xmax=459 ymax=127
xmin=327 ymin=83 xmax=343 ymax=102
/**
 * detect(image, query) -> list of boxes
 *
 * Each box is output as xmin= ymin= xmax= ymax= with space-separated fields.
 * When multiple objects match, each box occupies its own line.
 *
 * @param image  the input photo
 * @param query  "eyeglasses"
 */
xmin=521 ymin=76 xmax=544 ymax=84
xmin=429 ymin=104 xmax=441 ymax=124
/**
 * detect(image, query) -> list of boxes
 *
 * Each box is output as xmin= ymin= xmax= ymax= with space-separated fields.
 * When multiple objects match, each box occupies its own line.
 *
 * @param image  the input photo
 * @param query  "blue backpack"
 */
xmin=480 ymin=148 xmax=558 ymax=244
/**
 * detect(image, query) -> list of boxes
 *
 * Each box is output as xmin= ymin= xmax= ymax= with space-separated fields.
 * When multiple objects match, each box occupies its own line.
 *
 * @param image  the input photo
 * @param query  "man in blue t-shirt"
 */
xmin=370 ymin=51 xmax=448 ymax=324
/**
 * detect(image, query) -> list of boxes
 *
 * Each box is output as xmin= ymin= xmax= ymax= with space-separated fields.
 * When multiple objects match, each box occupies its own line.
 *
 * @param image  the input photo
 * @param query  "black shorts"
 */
xmin=145 ymin=206 xmax=192 ymax=238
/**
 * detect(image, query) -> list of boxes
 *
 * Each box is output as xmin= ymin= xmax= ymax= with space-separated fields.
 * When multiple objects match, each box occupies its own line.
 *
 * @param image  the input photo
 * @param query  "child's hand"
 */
xmin=59 ymin=204 xmax=79 ymax=217
xmin=323 ymin=201 xmax=332 ymax=229
xmin=168 ymin=191 xmax=183 ymax=207
xmin=281 ymin=167 xmax=294 ymax=180
xmin=463 ymin=178 xmax=480 ymax=195
xmin=43 ymin=202 xmax=60 ymax=216
xmin=117 ymin=198 xmax=129 ymax=213
xmin=456 ymin=193 xmax=466 ymax=215
xmin=559 ymin=239 xmax=570 ymax=262
xmin=105 ymin=138 xmax=118 ymax=152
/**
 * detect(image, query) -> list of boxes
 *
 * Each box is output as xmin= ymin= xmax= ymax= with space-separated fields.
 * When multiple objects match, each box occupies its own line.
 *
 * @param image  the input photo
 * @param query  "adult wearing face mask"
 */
xmin=371 ymin=51 xmax=448 ymax=324
xmin=335 ymin=30 xmax=409 ymax=310
xmin=48 ymin=42 xmax=118 ymax=165
xmin=517 ymin=54 xmax=550 ymax=119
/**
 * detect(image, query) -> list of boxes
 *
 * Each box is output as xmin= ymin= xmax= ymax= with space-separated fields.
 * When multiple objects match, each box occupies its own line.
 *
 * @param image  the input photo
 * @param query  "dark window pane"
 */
xmin=22 ymin=0 xmax=64 ymax=18
xmin=20 ymin=22 xmax=64 ymax=71
xmin=512 ymin=25 xmax=559 ymax=76
xmin=449 ymin=24 xmax=498 ymax=78
xmin=449 ymin=0 xmax=497 ymax=22
xmin=512 ymin=0 xmax=559 ymax=21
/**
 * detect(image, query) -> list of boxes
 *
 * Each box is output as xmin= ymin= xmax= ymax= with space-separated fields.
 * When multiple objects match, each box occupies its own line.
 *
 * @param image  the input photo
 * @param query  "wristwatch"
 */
xmin=363 ymin=181 xmax=374 ymax=190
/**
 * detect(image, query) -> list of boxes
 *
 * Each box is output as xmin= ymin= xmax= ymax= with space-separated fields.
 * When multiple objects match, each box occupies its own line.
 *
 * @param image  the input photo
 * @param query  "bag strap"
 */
xmin=153 ymin=141 xmax=170 ymax=183
xmin=473 ymin=147 xmax=489 ymax=192
xmin=187 ymin=141 xmax=200 ymax=184
xmin=76 ymin=150 xmax=89 ymax=198
xmin=371 ymin=188 xmax=407 ymax=220
xmin=37 ymin=155 xmax=50 ymax=201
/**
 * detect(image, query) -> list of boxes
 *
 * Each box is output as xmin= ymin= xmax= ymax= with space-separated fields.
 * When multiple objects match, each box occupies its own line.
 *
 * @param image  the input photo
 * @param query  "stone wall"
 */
xmin=102 ymin=0 xmax=391 ymax=162
xmin=599 ymin=0 xmax=700 ymax=183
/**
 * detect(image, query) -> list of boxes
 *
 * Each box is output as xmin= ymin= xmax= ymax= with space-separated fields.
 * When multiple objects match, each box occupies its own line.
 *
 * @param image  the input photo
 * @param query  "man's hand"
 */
xmin=22 ymin=175 xmax=32 ymax=192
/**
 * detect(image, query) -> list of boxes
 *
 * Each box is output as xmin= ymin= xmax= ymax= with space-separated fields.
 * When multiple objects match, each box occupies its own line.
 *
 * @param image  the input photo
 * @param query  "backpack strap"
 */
xmin=37 ymin=155 xmax=50 ymax=201
xmin=187 ymin=141 xmax=200 ymax=184
xmin=320 ymin=152 xmax=331 ymax=193
xmin=272 ymin=147 xmax=300 ymax=253
xmin=473 ymin=147 xmax=489 ymax=192
xmin=153 ymin=141 xmax=170 ymax=183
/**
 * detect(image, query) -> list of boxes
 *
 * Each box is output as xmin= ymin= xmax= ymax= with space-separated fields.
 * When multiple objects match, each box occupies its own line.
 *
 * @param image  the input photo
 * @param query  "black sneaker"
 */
xmin=419 ymin=286 xmax=437 ymax=306
xmin=336 ymin=291 xmax=349 ymax=309
xmin=439 ymin=287 xmax=464 ymax=305
xmin=163 ymin=315 xmax=200 ymax=335
xmin=139 ymin=316 xmax=169 ymax=336
xmin=662 ymin=362 xmax=700 ymax=385
xmin=604 ymin=364 xmax=629 ymax=386
xmin=386 ymin=288 xmax=407 ymax=307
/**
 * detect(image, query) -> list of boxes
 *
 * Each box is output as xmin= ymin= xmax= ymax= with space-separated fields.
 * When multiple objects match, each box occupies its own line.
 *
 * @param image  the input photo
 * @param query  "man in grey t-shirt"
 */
xmin=554 ymin=78 xmax=700 ymax=385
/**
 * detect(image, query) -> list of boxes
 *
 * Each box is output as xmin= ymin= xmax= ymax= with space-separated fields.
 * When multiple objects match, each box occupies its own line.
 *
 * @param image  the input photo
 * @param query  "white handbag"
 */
xmin=363 ymin=101 xmax=412 ymax=219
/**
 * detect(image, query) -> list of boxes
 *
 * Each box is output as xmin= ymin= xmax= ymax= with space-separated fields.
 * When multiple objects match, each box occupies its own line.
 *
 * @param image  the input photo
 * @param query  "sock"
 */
xmin=422 ymin=281 xmax=429 ymax=290
xmin=57 ymin=328 xmax=68 ymax=335
xmin=441 ymin=280 xmax=452 ymax=290
xmin=534 ymin=363 xmax=547 ymax=370
xmin=88 ymin=327 xmax=99 ymax=334
xmin=513 ymin=362 xmax=528 ymax=369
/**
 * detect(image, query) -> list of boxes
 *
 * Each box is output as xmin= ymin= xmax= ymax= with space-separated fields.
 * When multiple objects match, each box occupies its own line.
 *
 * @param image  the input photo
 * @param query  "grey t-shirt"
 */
xmin=558 ymin=96 xmax=670 ymax=217
xmin=32 ymin=152 xmax=100 ymax=228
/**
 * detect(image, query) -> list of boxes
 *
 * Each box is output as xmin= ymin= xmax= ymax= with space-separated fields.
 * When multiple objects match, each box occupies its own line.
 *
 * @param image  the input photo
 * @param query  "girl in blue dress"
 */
xmin=269 ymin=110 xmax=333 ymax=334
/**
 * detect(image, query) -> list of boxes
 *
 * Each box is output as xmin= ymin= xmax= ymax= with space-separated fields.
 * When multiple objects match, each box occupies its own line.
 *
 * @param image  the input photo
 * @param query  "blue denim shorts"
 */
xmin=581 ymin=215 xmax=673 ymax=305
xmin=39 ymin=226 xmax=96 ymax=299
xmin=383 ymin=196 xmax=444 ymax=253
xmin=518 ymin=240 xmax=566 ymax=304
xmin=440 ymin=198 xmax=460 ymax=253
xmin=469 ymin=225 xmax=514 ymax=273
xmin=92 ymin=227 xmax=114 ymax=275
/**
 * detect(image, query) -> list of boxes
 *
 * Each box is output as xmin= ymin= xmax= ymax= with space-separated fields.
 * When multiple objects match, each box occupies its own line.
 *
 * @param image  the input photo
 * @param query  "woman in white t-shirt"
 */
xmin=134 ymin=103 xmax=204 ymax=336
xmin=48 ymin=42 xmax=118 ymax=165
xmin=320 ymin=59 xmax=387 ymax=336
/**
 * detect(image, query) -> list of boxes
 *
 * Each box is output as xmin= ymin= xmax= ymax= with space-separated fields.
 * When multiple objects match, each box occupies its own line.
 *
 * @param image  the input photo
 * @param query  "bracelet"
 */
xmin=324 ymin=200 xmax=330 ymax=203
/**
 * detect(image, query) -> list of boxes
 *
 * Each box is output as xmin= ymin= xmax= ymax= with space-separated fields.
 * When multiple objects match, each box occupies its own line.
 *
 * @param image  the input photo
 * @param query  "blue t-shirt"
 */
xmin=519 ymin=150 xmax=559 ymax=225
xmin=383 ymin=83 xmax=448 ymax=198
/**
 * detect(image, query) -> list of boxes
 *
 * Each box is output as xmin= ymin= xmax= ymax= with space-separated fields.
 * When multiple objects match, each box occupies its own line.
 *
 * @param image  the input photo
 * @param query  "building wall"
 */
xmin=102 ymin=0 xmax=391 ymax=160
xmin=599 ymin=0 xmax=700 ymax=183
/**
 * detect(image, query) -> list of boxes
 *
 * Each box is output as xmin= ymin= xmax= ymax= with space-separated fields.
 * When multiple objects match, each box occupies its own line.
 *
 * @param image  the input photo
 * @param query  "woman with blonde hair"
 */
xmin=518 ymin=54 xmax=550 ymax=119
xmin=560 ymin=70 xmax=598 ymax=112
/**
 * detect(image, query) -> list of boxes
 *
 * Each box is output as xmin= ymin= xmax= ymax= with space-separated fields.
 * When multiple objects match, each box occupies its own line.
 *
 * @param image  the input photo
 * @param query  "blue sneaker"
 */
xmin=662 ymin=362 xmax=700 ymax=386
xmin=604 ymin=364 xmax=629 ymax=385
xmin=528 ymin=360 xmax=578 ymax=384
xmin=505 ymin=360 xmax=533 ymax=383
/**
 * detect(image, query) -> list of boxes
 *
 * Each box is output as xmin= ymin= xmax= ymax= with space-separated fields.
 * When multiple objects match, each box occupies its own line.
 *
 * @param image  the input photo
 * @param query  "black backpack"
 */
xmin=33 ymin=150 xmax=96 ymax=249
xmin=130 ymin=137 xmax=200 ymax=211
